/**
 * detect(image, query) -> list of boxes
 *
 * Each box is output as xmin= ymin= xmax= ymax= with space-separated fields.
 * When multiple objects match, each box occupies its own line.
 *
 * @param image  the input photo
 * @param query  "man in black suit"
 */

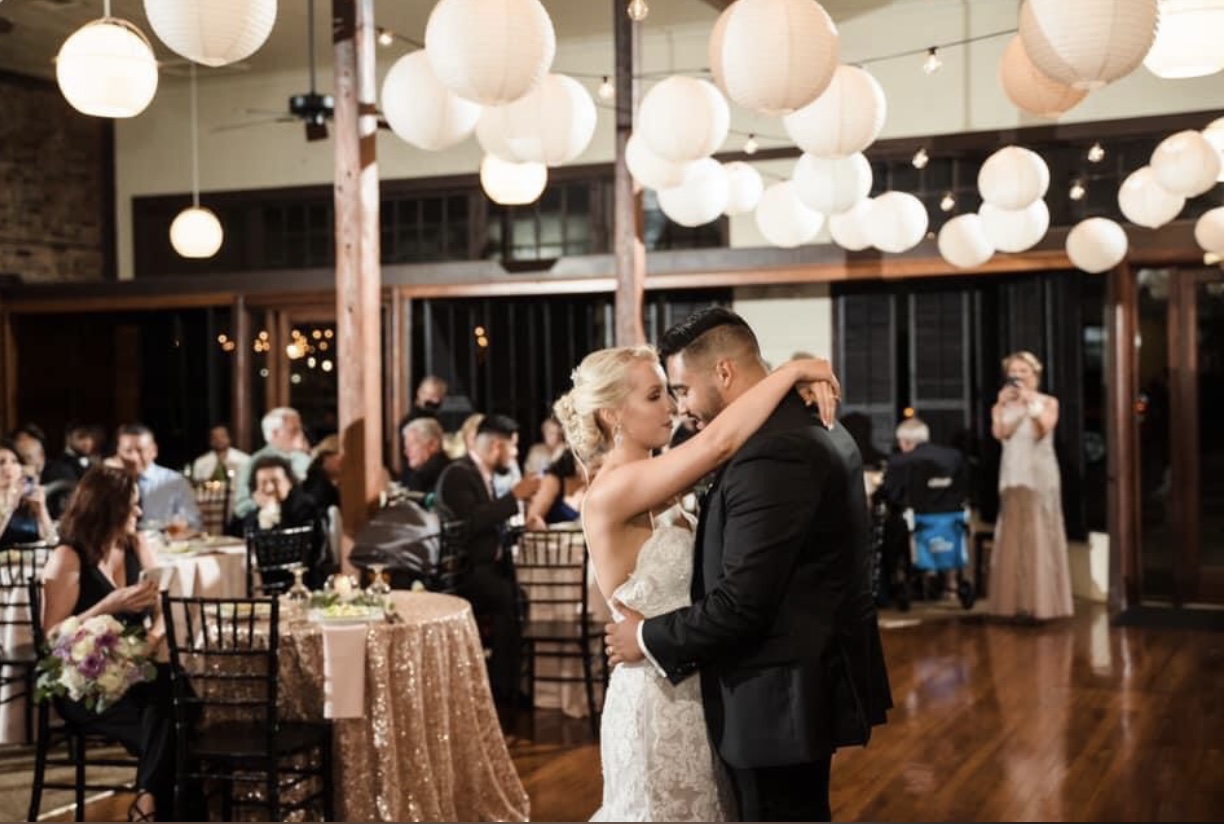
xmin=433 ymin=414 xmax=541 ymax=703
xmin=605 ymin=308 xmax=892 ymax=822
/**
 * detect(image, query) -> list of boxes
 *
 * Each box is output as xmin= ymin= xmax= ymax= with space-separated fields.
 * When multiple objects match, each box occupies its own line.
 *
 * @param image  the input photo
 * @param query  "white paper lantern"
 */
xmin=978 ymin=146 xmax=1050 ymax=211
xmin=979 ymin=200 xmax=1050 ymax=253
xmin=723 ymin=162 xmax=764 ymax=216
xmin=479 ymin=154 xmax=547 ymax=205
xmin=782 ymin=65 xmax=886 ymax=158
xmin=1150 ymin=130 xmax=1222 ymax=197
xmin=638 ymin=76 xmax=730 ymax=163
xmin=170 ymin=206 xmax=224 ymax=259
xmin=1203 ymin=117 xmax=1224 ymax=183
xmin=56 ymin=18 xmax=159 ymax=118
xmin=624 ymin=134 xmax=693 ymax=191
xmin=938 ymin=214 xmax=994 ymax=269
xmin=792 ymin=153 xmax=872 ymax=216
xmin=1117 ymin=166 xmax=1186 ymax=229
xmin=1143 ymin=0 xmax=1224 ymax=79
xmin=1066 ymin=217 xmax=1129 ymax=273
xmin=144 ymin=0 xmax=276 ymax=67
xmin=425 ymin=0 xmax=556 ymax=106
xmin=658 ymin=159 xmax=730 ymax=228
xmin=1194 ymin=206 xmax=1224 ymax=253
xmin=707 ymin=4 xmax=734 ymax=94
xmin=755 ymin=181 xmax=824 ymax=248
xmin=1019 ymin=0 xmax=1158 ymax=90
xmin=865 ymin=192 xmax=928 ymax=254
xmin=381 ymin=51 xmax=482 ymax=152
xmin=475 ymin=74 xmax=596 ymax=166
xmin=829 ymin=199 xmax=873 ymax=251
xmin=715 ymin=0 xmax=840 ymax=116
xmin=998 ymin=35 xmax=1087 ymax=118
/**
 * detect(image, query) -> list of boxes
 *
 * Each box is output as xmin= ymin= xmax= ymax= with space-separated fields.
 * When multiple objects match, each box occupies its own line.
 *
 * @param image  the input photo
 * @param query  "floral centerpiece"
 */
xmin=306 ymin=573 xmax=395 ymax=621
xmin=34 ymin=615 xmax=158 ymax=713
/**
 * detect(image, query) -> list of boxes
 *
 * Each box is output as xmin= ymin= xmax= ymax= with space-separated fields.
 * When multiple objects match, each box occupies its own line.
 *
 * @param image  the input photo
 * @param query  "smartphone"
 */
xmin=1006 ymin=377 xmax=1023 ymax=388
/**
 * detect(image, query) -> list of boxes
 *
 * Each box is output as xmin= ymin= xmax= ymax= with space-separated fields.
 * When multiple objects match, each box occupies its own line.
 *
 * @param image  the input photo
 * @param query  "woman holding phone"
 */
xmin=0 ymin=438 xmax=54 ymax=545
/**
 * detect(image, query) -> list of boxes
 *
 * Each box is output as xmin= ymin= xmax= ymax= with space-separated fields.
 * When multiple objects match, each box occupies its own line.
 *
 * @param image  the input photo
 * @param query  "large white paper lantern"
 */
xmin=978 ymin=146 xmax=1050 ymax=210
xmin=723 ymin=162 xmax=764 ymax=216
xmin=938 ymin=214 xmax=994 ymax=269
xmin=56 ymin=17 xmax=159 ymax=118
xmin=479 ymin=154 xmax=547 ymax=205
xmin=1143 ymin=0 xmax=1224 ymax=79
xmin=792 ymin=153 xmax=872 ymax=216
xmin=1194 ymin=206 xmax=1224 ymax=253
xmin=476 ymin=74 xmax=596 ymax=165
xmin=638 ymin=76 xmax=730 ymax=163
xmin=755 ymin=181 xmax=824 ymax=248
xmin=782 ymin=65 xmax=886 ymax=158
xmin=658 ymin=158 xmax=730 ymax=227
xmin=979 ymin=200 xmax=1050 ymax=253
xmin=1019 ymin=0 xmax=1158 ymax=90
xmin=170 ymin=206 xmax=224 ymax=259
xmin=1066 ymin=217 xmax=1128 ymax=273
xmin=381 ymin=51 xmax=482 ymax=152
xmin=144 ymin=0 xmax=276 ymax=68
xmin=864 ymin=192 xmax=928 ymax=254
xmin=425 ymin=0 xmax=556 ymax=106
xmin=624 ymin=135 xmax=692 ymax=191
xmin=1150 ymin=130 xmax=1222 ymax=197
xmin=1203 ymin=117 xmax=1224 ymax=183
xmin=998 ymin=35 xmax=1087 ymax=118
xmin=1118 ymin=166 xmax=1186 ymax=229
xmin=715 ymin=0 xmax=840 ymax=116
xmin=829 ymin=199 xmax=873 ymax=251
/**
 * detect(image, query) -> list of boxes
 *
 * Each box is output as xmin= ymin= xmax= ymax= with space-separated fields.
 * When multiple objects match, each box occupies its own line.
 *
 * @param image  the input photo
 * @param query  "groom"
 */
xmin=605 ymin=308 xmax=893 ymax=822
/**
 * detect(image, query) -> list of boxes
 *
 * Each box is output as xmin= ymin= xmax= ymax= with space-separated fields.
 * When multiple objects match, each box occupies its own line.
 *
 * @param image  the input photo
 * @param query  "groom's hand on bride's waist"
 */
xmin=605 ymin=602 xmax=645 ymax=666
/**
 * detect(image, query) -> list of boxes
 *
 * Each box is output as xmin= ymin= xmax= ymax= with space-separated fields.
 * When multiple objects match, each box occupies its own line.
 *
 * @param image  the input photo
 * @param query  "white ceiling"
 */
xmin=0 ymin=0 xmax=899 ymax=82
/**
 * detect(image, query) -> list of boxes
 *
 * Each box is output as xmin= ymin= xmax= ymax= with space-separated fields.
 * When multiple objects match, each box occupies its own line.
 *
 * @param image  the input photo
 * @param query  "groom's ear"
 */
xmin=714 ymin=358 xmax=735 ymax=388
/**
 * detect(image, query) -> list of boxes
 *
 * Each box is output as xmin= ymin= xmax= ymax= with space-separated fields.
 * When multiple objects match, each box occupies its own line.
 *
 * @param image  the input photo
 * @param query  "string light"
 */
xmin=912 ymin=147 xmax=929 ymax=169
xmin=627 ymin=0 xmax=649 ymax=21
xmin=377 ymin=28 xmax=394 ymax=47
xmin=1069 ymin=178 xmax=1086 ymax=201
xmin=1087 ymin=141 xmax=1105 ymax=163
xmin=923 ymin=47 xmax=943 ymax=75
xmin=743 ymin=133 xmax=759 ymax=155
xmin=597 ymin=76 xmax=615 ymax=101
xmin=940 ymin=192 xmax=956 ymax=212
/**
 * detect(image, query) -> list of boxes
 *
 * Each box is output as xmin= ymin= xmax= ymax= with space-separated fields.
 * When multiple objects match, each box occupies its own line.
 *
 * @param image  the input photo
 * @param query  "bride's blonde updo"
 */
xmin=553 ymin=345 xmax=659 ymax=466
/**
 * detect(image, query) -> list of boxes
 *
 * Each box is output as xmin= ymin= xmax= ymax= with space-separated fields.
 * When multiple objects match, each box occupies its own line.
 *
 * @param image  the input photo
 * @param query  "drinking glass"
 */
xmin=284 ymin=565 xmax=311 ymax=618
xmin=366 ymin=563 xmax=391 ymax=598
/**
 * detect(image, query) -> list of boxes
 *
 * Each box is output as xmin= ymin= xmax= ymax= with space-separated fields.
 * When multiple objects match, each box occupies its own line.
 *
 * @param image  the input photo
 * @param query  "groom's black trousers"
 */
xmin=727 ymin=755 xmax=833 ymax=822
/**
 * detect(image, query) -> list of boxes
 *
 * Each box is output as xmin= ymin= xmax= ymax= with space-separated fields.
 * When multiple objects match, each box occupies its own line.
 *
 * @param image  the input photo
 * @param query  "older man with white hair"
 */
xmin=232 ymin=407 xmax=312 ymax=520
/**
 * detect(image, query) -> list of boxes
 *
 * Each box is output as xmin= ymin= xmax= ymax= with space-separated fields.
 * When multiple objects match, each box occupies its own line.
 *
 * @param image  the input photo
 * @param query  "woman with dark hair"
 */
xmin=524 ymin=449 xmax=587 ymax=530
xmin=39 ymin=466 xmax=176 ymax=821
xmin=241 ymin=454 xmax=330 ymax=588
xmin=0 ymin=438 xmax=55 ymax=545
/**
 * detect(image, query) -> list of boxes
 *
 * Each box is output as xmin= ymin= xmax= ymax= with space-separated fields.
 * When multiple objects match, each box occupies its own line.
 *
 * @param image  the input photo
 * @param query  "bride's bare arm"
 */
xmin=586 ymin=357 xmax=834 ymax=525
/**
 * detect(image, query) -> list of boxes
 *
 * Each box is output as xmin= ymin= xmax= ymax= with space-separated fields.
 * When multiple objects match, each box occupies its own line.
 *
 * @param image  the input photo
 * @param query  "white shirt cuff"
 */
xmin=636 ymin=621 xmax=667 ymax=678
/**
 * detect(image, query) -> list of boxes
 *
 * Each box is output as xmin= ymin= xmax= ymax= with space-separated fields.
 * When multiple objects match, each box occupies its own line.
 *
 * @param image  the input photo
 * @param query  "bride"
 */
xmin=553 ymin=346 xmax=838 ymax=822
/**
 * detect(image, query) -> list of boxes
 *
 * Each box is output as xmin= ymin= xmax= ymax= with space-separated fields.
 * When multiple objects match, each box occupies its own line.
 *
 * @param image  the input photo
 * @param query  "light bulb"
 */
xmin=627 ymin=0 xmax=649 ymax=21
xmin=911 ymin=147 xmax=929 ymax=169
xmin=940 ymin=192 xmax=956 ymax=212
xmin=1069 ymin=179 xmax=1086 ymax=201
xmin=1087 ymin=142 xmax=1105 ymax=163
xmin=377 ymin=29 xmax=394 ymax=47
xmin=598 ymin=76 xmax=615 ymax=101
xmin=743 ymin=134 xmax=759 ymax=155
xmin=923 ymin=47 xmax=942 ymax=75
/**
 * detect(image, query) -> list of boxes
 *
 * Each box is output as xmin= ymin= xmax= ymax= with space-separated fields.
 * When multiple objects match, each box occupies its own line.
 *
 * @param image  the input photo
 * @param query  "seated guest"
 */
xmin=189 ymin=423 xmax=249 ymax=484
xmin=523 ymin=417 xmax=566 ymax=477
xmin=0 ymin=438 xmax=55 ymax=545
xmin=434 ymin=414 xmax=541 ymax=704
xmin=232 ymin=407 xmax=312 ymax=522
xmin=39 ymin=466 xmax=175 ymax=822
xmin=524 ymin=449 xmax=587 ymax=530
xmin=42 ymin=421 xmax=98 ymax=483
xmin=401 ymin=418 xmax=451 ymax=494
xmin=301 ymin=435 xmax=342 ymax=512
xmin=115 ymin=424 xmax=202 ymax=534
xmin=241 ymin=455 xmax=330 ymax=589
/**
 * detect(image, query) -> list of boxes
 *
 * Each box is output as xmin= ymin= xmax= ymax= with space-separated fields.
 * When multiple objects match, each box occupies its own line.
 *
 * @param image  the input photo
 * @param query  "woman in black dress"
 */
xmin=39 ymin=466 xmax=175 ymax=821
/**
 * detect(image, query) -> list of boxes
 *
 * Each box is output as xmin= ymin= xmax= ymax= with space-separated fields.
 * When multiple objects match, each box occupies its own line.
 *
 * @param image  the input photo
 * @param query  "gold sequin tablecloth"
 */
xmin=278 ymin=592 xmax=529 ymax=822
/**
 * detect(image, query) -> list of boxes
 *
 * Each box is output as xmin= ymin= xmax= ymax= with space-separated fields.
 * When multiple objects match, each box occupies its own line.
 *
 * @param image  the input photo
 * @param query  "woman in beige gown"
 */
xmin=987 ymin=351 xmax=1074 ymax=620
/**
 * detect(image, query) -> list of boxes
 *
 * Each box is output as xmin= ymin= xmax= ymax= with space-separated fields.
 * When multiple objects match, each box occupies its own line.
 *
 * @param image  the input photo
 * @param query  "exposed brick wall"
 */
xmin=0 ymin=73 xmax=112 ymax=283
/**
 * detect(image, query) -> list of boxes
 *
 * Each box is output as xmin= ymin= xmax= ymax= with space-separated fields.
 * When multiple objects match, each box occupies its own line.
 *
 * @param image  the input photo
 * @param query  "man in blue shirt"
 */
xmin=115 ymin=423 xmax=202 ymax=533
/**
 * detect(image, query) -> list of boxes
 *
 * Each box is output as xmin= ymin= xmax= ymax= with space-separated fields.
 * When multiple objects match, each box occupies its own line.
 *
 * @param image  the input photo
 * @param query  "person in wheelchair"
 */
xmin=881 ymin=417 xmax=971 ymax=604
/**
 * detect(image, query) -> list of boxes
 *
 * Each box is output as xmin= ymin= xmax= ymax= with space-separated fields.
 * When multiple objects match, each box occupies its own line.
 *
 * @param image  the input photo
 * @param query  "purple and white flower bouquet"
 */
xmin=35 ymin=615 xmax=157 ymax=713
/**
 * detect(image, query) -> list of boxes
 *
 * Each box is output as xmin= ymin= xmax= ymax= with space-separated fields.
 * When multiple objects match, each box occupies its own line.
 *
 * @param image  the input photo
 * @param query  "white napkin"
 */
xmin=321 ymin=623 xmax=368 ymax=719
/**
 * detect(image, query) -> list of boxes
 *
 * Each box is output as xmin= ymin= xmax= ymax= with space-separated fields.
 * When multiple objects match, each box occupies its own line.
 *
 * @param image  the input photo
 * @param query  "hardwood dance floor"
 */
xmin=59 ymin=601 xmax=1224 ymax=821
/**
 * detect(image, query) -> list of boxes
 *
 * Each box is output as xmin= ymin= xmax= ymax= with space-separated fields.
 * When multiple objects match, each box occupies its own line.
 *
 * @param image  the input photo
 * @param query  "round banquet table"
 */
xmin=276 ymin=590 xmax=529 ymax=822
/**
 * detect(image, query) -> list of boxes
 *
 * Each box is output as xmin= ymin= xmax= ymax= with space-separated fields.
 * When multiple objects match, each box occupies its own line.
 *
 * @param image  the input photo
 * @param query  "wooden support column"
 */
xmin=333 ymin=0 xmax=383 ymax=573
xmin=1106 ymin=262 xmax=1138 ymax=615
xmin=613 ymin=0 xmax=646 ymax=346
xmin=231 ymin=295 xmax=251 ymax=453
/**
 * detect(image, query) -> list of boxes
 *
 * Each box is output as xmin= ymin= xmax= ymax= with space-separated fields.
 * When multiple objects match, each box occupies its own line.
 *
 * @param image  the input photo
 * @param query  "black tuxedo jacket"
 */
xmin=641 ymin=393 xmax=893 ymax=769
xmin=434 ymin=456 xmax=518 ymax=566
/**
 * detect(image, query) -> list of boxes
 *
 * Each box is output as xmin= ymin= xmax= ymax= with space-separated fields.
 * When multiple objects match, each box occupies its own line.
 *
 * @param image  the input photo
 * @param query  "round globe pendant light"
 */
xmin=56 ymin=3 xmax=159 ymax=118
xmin=171 ymin=66 xmax=224 ymax=259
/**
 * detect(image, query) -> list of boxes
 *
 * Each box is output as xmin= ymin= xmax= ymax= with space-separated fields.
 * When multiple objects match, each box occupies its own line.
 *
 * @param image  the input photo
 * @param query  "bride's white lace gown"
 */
xmin=590 ymin=506 xmax=732 ymax=822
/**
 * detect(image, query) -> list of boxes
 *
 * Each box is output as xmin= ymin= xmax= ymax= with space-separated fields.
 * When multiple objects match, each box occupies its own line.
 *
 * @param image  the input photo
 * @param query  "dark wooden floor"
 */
xmin=66 ymin=602 xmax=1224 ymax=821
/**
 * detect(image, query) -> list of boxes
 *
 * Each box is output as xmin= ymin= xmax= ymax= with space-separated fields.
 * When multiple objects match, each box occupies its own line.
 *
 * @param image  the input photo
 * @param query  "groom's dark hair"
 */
xmin=658 ymin=306 xmax=761 ymax=366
